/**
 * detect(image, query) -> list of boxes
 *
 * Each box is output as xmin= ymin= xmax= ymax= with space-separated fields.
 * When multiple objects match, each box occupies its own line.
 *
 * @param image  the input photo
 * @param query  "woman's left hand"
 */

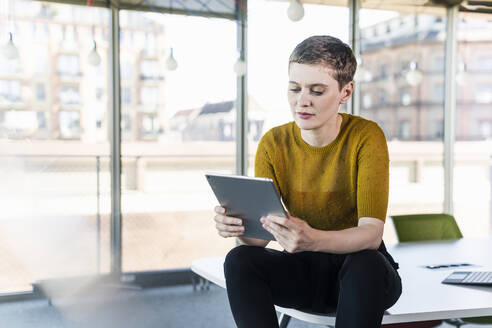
xmin=260 ymin=214 xmax=319 ymax=253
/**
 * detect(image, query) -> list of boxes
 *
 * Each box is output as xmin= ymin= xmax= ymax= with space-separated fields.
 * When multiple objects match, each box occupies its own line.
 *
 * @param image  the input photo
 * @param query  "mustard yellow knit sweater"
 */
xmin=254 ymin=113 xmax=389 ymax=231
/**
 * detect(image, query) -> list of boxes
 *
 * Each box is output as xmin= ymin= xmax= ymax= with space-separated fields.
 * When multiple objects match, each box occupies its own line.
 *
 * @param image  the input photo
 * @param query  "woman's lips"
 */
xmin=297 ymin=112 xmax=314 ymax=119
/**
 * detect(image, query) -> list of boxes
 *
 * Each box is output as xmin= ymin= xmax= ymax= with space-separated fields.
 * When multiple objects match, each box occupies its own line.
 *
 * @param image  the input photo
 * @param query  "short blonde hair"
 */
xmin=289 ymin=35 xmax=357 ymax=91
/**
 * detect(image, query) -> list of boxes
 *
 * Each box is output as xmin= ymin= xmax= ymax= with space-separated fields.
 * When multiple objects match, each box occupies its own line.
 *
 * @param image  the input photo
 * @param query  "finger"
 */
xmin=216 ymin=222 xmax=245 ymax=233
xmin=263 ymin=224 xmax=281 ymax=242
xmin=214 ymin=206 xmax=225 ymax=214
xmin=214 ymin=214 xmax=243 ymax=226
xmin=270 ymin=230 xmax=291 ymax=251
xmin=265 ymin=222 xmax=299 ymax=252
xmin=268 ymin=215 xmax=300 ymax=231
xmin=277 ymin=234 xmax=299 ymax=254
xmin=263 ymin=220 xmax=290 ymax=240
xmin=267 ymin=228 xmax=295 ymax=252
xmin=264 ymin=218 xmax=289 ymax=233
xmin=218 ymin=231 xmax=243 ymax=238
xmin=218 ymin=231 xmax=244 ymax=238
xmin=265 ymin=215 xmax=290 ymax=227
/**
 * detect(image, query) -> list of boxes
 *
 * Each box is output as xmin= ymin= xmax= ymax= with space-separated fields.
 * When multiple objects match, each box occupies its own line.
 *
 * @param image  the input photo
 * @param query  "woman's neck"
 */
xmin=300 ymin=113 xmax=342 ymax=147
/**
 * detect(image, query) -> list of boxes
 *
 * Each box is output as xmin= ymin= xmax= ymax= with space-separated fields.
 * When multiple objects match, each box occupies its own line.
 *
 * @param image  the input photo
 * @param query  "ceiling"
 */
xmin=35 ymin=0 xmax=492 ymax=17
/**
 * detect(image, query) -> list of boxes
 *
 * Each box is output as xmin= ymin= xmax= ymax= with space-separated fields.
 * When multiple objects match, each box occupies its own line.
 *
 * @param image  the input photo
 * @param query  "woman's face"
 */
xmin=287 ymin=63 xmax=352 ymax=132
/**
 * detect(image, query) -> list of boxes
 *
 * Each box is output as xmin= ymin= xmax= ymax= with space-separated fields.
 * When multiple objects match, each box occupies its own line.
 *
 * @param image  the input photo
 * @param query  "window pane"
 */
xmin=120 ymin=11 xmax=236 ymax=272
xmin=0 ymin=80 xmax=21 ymax=102
xmin=140 ymin=86 xmax=158 ymax=108
xmin=140 ymin=59 xmax=160 ymax=80
xmin=36 ymin=83 xmax=46 ymax=101
xmin=57 ymin=55 xmax=80 ymax=76
xmin=59 ymin=84 xmax=80 ymax=105
xmin=247 ymin=0 xmax=349 ymax=172
xmin=0 ymin=57 xmax=21 ymax=75
xmin=59 ymin=110 xmax=81 ymax=139
xmin=454 ymin=15 xmax=492 ymax=237
xmin=0 ymin=0 xmax=111 ymax=294
xmin=359 ymin=7 xmax=447 ymax=242
xmin=247 ymin=1 xmax=349 ymax=250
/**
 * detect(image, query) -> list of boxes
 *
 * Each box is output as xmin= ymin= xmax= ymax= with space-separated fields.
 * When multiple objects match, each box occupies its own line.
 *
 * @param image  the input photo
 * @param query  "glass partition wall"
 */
xmin=119 ymin=11 xmax=237 ymax=272
xmin=247 ymin=0 xmax=350 ymax=171
xmin=358 ymin=6 xmax=447 ymax=242
xmin=0 ymin=0 xmax=111 ymax=294
xmin=454 ymin=13 xmax=492 ymax=237
xmin=246 ymin=0 xmax=349 ymax=250
xmin=0 ymin=0 xmax=491 ymax=298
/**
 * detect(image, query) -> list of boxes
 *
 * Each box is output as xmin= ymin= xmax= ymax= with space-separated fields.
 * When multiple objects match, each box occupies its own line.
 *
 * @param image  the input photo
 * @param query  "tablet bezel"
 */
xmin=205 ymin=172 xmax=288 ymax=241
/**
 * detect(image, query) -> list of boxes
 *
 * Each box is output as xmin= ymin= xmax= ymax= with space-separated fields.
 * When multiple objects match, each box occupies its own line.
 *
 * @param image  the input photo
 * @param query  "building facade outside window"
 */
xmin=59 ymin=84 xmax=80 ymax=105
xmin=57 ymin=54 xmax=80 ymax=76
xmin=36 ymin=83 xmax=46 ymax=101
xmin=0 ymin=80 xmax=21 ymax=102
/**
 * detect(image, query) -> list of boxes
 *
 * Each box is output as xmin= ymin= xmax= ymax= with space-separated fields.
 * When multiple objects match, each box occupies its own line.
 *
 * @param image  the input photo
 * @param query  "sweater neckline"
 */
xmin=293 ymin=112 xmax=349 ymax=154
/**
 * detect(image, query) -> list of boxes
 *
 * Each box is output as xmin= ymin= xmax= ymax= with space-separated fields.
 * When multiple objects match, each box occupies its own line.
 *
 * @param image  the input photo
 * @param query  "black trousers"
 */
xmin=224 ymin=244 xmax=402 ymax=328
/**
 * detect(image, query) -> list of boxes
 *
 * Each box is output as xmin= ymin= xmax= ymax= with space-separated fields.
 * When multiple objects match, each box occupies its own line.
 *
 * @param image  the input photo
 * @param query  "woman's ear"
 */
xmin=340 ymin=81 xmax=354 ymax=104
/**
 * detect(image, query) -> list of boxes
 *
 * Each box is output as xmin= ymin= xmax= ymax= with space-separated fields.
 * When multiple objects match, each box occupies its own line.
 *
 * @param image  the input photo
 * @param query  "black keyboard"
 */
xmin=442 ymin=271 xmax=492 ymax=286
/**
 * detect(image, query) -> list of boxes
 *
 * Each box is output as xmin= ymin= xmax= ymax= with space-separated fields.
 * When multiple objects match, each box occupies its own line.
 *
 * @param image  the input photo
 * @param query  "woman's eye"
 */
xmin=289 ymin=88 xmax=301 ymax=93
xmin=311 ymin=90 xmax=323 ymax=96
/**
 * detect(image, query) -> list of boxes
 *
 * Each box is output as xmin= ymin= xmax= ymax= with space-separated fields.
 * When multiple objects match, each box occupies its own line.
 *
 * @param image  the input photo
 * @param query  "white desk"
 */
xmin=191 ymin=238 xmax=492 ymax=325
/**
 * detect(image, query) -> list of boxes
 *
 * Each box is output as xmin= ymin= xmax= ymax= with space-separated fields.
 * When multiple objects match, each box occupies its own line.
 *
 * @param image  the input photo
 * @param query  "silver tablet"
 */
xmin=205 ymin=173 xmax=288 ymax=241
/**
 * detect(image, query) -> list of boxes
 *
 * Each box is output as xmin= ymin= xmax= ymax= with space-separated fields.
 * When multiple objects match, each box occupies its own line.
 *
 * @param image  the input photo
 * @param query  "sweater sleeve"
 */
xmin=254 ymin=132 xmax=281 ymax=195
xmin=356 ymin=122 xmax=389 ymax=221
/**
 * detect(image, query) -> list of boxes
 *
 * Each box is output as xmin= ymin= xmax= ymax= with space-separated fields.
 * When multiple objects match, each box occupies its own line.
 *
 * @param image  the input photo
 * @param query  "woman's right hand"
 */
xmin=214 ymin=206 xmax=245 ymax=238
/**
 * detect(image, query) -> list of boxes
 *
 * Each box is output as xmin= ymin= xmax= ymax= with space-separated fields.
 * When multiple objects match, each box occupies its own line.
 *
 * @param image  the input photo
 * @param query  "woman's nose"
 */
xmin=297 ymin=89 xmax=311 ymax=106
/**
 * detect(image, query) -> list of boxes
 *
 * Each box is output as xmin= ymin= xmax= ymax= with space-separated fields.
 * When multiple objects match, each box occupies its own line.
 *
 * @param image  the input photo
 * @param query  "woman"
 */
xmin=213 ymin=35 xmax=402 ymax=328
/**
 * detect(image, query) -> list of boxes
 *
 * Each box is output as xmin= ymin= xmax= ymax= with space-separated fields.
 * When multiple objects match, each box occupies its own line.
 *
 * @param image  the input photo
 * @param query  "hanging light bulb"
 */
xmin=166 ymin=48 xmax=178 ymax=71
xmin=233 ymin=57 xmax=246 ymax=76
xmin=88 ymin=40 xmax=101 ymax=66
xmin=287 ymin=0 xmax=304 ymax=22
xmin=2 ymin=32 xmax=19 ymax=60
xmin=406 ymin=60 xmax=423 ymax=86
xmin=456 ymin=61 xmax=468 ymax=86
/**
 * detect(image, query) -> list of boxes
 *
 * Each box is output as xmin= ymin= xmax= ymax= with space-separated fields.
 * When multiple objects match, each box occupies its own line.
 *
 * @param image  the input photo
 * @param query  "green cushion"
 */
xmin=462 ymin=316 xmax=492 ymax=324
xmin=390 ymin=213 xmax=463 ymax=242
